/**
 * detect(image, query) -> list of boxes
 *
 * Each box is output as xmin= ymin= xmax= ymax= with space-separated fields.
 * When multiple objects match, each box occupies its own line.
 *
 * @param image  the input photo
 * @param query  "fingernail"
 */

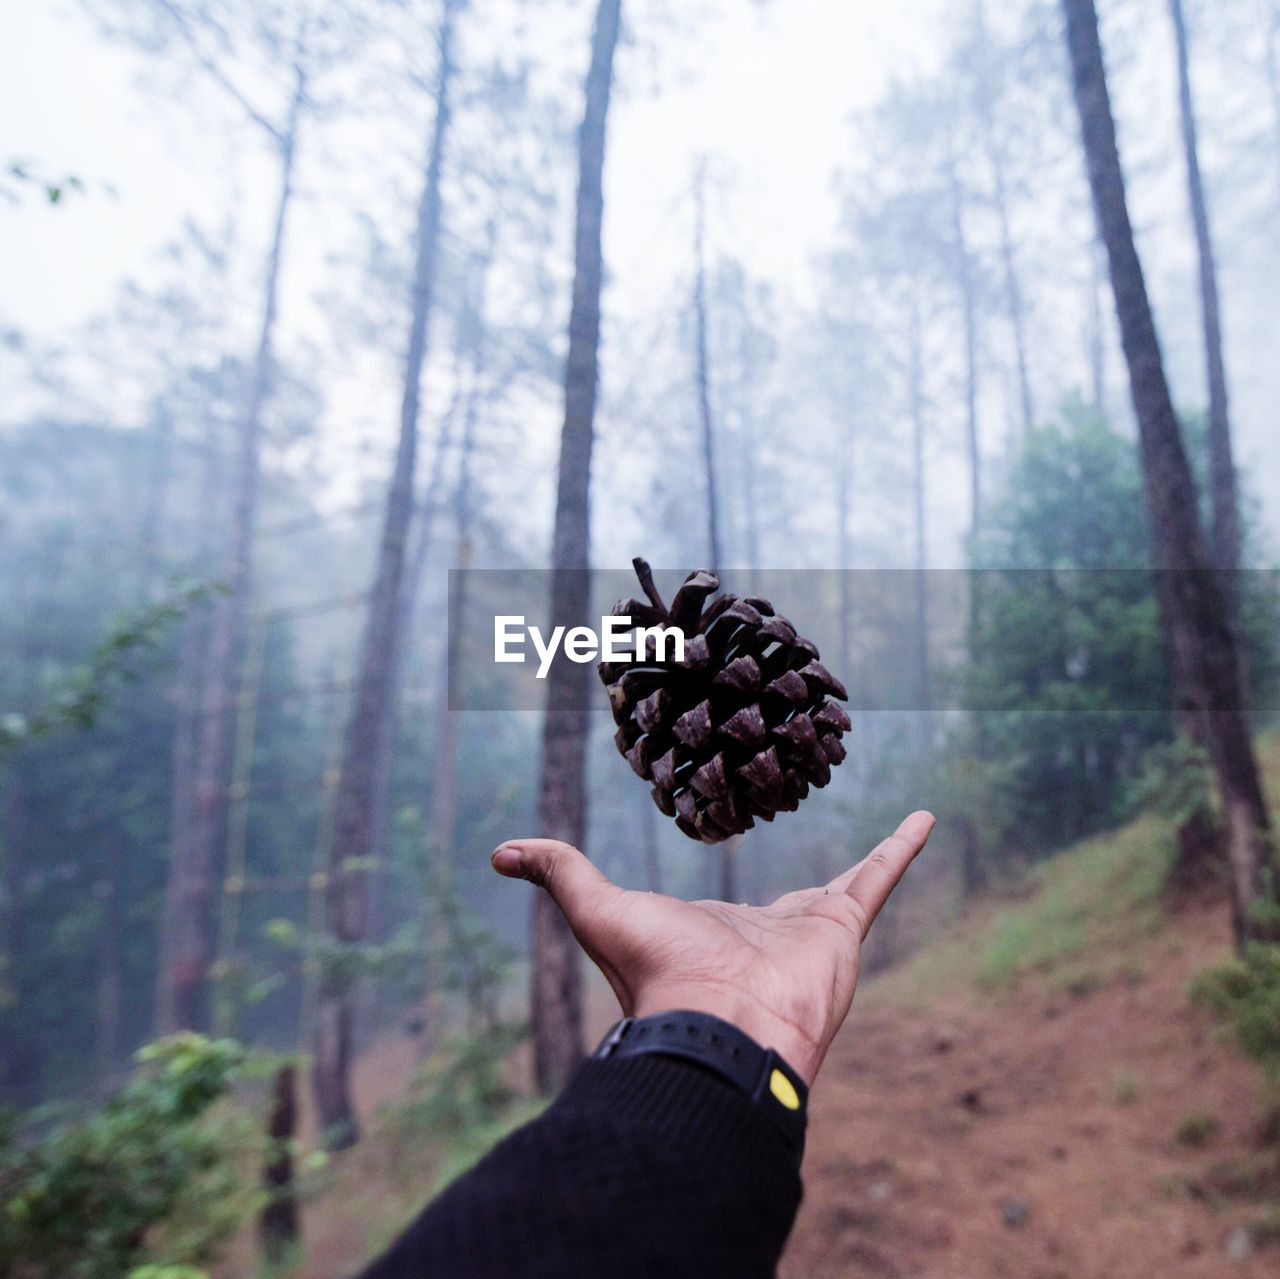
xmin=491 ymin=844 xmax=525 ymax=876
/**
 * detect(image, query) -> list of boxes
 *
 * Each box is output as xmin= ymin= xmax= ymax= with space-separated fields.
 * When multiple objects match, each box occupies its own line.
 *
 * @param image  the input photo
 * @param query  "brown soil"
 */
xmin=780 ymin=890 xmax=1277 ymax=1279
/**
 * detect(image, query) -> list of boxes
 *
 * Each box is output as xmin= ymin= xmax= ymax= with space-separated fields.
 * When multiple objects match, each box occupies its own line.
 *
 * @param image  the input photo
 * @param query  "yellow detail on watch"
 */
xmin=769 ymin=1067 xmax=801 ymax=1111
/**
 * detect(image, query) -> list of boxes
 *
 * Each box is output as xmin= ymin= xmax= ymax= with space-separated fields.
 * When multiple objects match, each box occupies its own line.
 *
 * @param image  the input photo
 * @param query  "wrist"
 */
xmin=592 ymin=1009 xmax=809 ymax=1153
xmin=632 ymin=986 xmax=822 ymax=1085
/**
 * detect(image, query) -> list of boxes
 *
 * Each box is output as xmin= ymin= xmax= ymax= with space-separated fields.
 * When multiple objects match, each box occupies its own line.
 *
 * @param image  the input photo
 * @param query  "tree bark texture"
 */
xmin=258 ymin=1063 xmax=300 ymax=1266
xmin=1168 ymin=0 xmax=1242 ymax=634
xmin=908 ymin=299 xmax=931 ymax=715
xmin=1061 ymin=0 xmax=1275 ymax=950
xmin=973 ymin=0 xmax=1033 ymax=437
xmin=533 ymin=0 xmax=623 ymax=1094
xmin=693 ymin=165 xmax=722 ymax=571
xmin=154 ymin=67 xmax=304 ymax=1036
xmin=691 ymin=165 xmax=737 ymax=899
xmin=422 ymin=273 xmax=488 ymax=1055
xmin=314 ymin=6 xmax=457 ymax=1148
xmin=946 ymin=151 xmax=981 ymax=540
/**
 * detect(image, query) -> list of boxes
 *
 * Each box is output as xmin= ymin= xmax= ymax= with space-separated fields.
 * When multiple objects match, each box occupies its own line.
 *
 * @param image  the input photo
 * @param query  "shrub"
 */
xmin=1174 ymin=1111 xmax=1220 ymax=1147
xmin=0 ymin=1034 xmax=254 ymax=1279
xmin=1109 ymin=1067 xmax=1141 ymax=1106
xmin=1191 ymin=943 xmax=1280 ymax=1081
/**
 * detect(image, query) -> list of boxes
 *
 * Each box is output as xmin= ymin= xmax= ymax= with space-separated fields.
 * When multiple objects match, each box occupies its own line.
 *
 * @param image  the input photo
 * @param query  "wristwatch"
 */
xmin=593 ymin=1009 xmax=808 ymax=1149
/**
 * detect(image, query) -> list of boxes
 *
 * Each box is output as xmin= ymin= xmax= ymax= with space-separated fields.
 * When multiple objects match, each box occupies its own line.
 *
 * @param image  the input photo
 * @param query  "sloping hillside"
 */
xmin=781 ymin=816 xmax=1279 ymax=1278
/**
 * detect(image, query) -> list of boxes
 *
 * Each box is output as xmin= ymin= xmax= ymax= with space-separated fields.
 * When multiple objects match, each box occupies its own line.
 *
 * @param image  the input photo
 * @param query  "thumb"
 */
xmin=491 ymin=837 xmax=616 ymax=926
xmin=830 ymin=810 xmax=935 ymax=938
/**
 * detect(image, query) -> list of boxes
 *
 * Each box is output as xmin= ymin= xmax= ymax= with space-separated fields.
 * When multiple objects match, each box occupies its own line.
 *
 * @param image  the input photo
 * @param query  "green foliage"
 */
xmin=0 ymin=1035 xmax=253 ymax=1279
xmin=965 ymin=405 xmax=1276 ymax=860
xmin=1191 ymin=943 xmax=1280 ymax=1081
xmin=976 ymin=816 xmax=1174 ymax=990
xmin=0 ymin=582 xmax=215 ymax=755
xmin=399 ymin=1022 xmax=526 ymax=1137
xmin=265 ymin=916 xmax=426 ymax=990
xmin=376 ymin=1021 xmax=541 ymax=1196
xmin=933 ymin=750 xmax=1020 ymax=891
xmin=967 ymin=408 xmax=1171 ymax=854
xmin=1108 ymin=1066 xmax=1141 ymax=1105
xmin=0 ymin=420 xmax=331 ymax=1095
xmin=1125 ymin=736 xmax=1215 ymax=834
xmin=126 ymin=1267 xmax=209 ymax=1279
xmin=2 ymin=163 xmax=90 ymax=206
xmin=1174 ymin=1111 xmax=1220 ymax=1147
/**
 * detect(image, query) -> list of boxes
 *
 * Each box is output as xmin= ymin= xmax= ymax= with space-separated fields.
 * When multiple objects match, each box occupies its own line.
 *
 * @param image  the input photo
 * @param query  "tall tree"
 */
xmin=533 ymin=0 xmax=623 ymax=1093
xmin=692 ymin=163 xmax=723 ymax=573
xmin=971 ymin=0 xmax=1034 ymax=437
xmin=1168 ymin=0 xmax=1242 ymax=641
xmin=690 ymin=164 xmax=738 ymax=901
xmin=907 ymin=296 xmax=931 ymax=716
xmin=155 ymin=41 xmax=308 ymax=1035
xmin=420 ymin=238 xmax=492 ymax=1054
xmin=313 ymin=0 xmax=460 ymax=1148
xmin=1087 ymin=235 xmax=1108 ymax=414
xmin=945 ymin=141 xmax=981 ymax=541
xmin=1061 ymin=0 xmax=1276 ymax=949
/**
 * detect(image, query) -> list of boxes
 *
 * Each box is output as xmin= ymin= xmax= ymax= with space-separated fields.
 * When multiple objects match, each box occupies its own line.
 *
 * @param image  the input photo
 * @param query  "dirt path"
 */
xmin=781 ymin=898 xmax=1276 ymax=1278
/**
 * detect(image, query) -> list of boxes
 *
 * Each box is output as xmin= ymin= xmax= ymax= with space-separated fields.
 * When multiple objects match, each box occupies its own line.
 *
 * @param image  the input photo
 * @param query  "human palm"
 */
xmin=492 ymin=810 xmax=935 ymax=1084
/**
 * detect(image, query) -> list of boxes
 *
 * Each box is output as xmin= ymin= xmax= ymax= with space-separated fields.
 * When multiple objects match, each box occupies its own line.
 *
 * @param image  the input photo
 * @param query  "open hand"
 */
xmin=491 ymin=811 xmax=935 ymax=1085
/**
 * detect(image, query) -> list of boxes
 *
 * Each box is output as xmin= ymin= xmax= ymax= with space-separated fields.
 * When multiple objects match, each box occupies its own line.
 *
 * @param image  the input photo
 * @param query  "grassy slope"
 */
xmin=780 ymin=738 xmax=1280 ymax=1278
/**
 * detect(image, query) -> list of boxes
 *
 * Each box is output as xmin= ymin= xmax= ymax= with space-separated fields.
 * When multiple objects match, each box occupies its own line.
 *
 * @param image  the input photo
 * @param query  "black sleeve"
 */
xmin=353 ymin=1053 xmax=804 ymax=1279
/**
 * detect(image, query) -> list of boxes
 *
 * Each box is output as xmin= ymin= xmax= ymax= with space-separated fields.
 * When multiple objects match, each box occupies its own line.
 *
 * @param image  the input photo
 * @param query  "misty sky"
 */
xmin=4 ymin=0 xmax=1278 ymax=566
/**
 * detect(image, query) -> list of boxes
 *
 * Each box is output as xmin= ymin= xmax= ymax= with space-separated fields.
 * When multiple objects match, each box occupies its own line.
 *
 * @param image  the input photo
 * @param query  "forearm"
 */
xmin=355 ymin=1053 xmax=804 ymax=1279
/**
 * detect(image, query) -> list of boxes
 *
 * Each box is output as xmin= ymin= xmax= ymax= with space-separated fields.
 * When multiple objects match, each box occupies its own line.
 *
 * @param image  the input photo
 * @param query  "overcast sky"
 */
xmin=4 ymin=0 xmax=1278 ymax=566
xmin=1 ymin=1 xmax=940 ymax=337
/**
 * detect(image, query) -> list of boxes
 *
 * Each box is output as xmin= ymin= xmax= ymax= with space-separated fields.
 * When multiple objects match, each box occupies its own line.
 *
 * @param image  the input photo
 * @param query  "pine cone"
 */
xmin=599 ymin=558 xmax=850 ymax=843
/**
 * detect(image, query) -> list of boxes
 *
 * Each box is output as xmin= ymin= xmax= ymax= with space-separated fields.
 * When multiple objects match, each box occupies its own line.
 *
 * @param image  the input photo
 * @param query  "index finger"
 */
xmin=827 ymin=810 xmax=935 ymax=937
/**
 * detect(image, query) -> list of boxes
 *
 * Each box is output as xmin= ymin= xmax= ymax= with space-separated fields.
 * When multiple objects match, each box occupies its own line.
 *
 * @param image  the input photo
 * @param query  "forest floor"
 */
xmin=778 ymin=823 xmax=1279 ymax=1278
xmin=292 ymin=810 xmax=1280 ymax=1279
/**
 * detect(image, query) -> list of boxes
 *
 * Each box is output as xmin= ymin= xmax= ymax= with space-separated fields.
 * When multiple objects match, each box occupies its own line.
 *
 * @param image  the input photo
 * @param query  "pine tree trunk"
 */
xmin=908 ymin=300 xmax=931 ymax=714
xmin=423 ymin=279 xmax=488 ymax=1052
xmin=973 ymin=0 xmax=1033 ymax=437
xmin=93 ymin=839 xmax=124 ymax=1094
xmin=1061 ymin=0 xmax=1276 ymax=951
xmin=836 ymin=424 xmax=853 ymax=686
xmin=1267 ymin=11 xmax=1280 ymax=204
xmin=1 ymin=770 xmax=35 ymax=1098
xmin=947 ymin=148 xmax=987 ymax=779
xmin=1088 ymin=235 xmax=1107 ymax=414
xmin=314 ymin=9 xmax=457 ymax=1148
xmin=738 ymin=327 xmax=762 ymax=585
xmin=154 ymin=68 xmax=304 ymax=1036
xmin=947 ymin=153 xmax=981 ymax=539
xmin=101 ymin=407 xmax=177 ymax=1076
xmin=641 ymin=793 xmax=663 ymax=893
xmin=402 ymin=339 xmax=470 ymax=1060
xmin=533 ymin=0 xmax=622 ymax=1094
xmin=691 ymin=165 xmax=738 ymax=899
xmin=1168 ymin=0 xmax=1243 ymax=651
xmin=258 ymin=1063 xmax=299 ymax=1266
xmin=136 ymin=404 xmax=174 ymax=598
xmin=994 ymin=166 xmax=1033 ymax=437
xmin=693 ymin=165 xmax=722 ymax=571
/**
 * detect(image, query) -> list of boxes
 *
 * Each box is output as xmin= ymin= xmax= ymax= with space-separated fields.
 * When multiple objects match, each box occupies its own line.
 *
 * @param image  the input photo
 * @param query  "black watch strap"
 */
xmin=592 ymin=1010 xmax=808 ymax=1150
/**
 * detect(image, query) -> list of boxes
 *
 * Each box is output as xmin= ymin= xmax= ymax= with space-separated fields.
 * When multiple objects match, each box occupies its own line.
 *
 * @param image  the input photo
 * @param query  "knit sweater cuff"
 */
xmin=549 ymin=1052 xmax=806 ymax=1189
